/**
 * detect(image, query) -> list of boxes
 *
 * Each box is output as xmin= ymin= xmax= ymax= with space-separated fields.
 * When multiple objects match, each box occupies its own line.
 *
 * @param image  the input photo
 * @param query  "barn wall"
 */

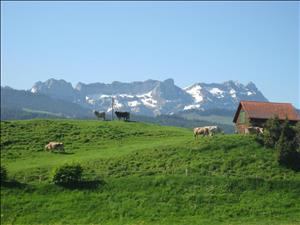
xmin=235 ymin=124 xmax=248 ymax=134
xmin=234 ymin=108 xmax=250 ymax=134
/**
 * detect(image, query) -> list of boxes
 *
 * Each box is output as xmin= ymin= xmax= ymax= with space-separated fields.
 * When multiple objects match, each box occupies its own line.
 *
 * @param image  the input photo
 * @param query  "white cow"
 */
xmin=193 ymin=126 xmax=222 ymax=139
xmin=204 ymin=126 xmax=222 ymax=136
xmin=45 ymin=142 xmax=64 ymax=152
xmin=245 ymin=126 xmax=264 ymax=135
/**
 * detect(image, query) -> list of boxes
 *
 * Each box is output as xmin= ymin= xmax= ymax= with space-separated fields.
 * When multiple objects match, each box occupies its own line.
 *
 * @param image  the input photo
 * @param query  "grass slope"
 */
xmin=1 ymin=120 xmax=300 ymax=225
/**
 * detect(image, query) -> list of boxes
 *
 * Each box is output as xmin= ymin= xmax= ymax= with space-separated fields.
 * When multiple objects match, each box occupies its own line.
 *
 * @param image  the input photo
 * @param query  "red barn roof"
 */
xmin=233 ymin=101 xmax=300 ymax=123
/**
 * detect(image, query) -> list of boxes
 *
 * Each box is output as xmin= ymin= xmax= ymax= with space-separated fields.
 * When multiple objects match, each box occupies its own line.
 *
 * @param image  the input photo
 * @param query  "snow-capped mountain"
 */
xmin=30 ymin=78 xmax=268 ymax=116
xmin=184 ymin=80 xmax=267 ymax=111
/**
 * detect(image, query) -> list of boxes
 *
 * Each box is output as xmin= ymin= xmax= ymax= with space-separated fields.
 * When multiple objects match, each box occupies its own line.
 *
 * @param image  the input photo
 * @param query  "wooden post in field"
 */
xmin=111 ymin=97 xmax=114 ymax=121
xmin=185 ymin=168 xmax=188 ymax=176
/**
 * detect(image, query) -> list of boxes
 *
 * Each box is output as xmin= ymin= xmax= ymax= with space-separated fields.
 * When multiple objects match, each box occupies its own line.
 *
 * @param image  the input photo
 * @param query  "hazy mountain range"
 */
xmin=29 ymin=78 xmax=268 ymax=117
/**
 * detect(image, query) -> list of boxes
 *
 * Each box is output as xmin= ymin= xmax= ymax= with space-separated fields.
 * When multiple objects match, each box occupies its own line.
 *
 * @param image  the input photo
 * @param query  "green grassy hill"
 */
xmin=1 ymin=120 xmax=300 ymax=225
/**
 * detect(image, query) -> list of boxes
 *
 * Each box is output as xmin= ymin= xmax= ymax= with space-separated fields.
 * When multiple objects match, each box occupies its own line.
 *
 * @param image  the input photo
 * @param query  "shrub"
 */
xmin=294 ymin=122 xmax=300 ymax=151
xmin=52 ymin=163 xmax=83 ymax=186
xmin=263 ymin=116 xmax=281 ymax=148
xmin=0 ymin=165 xmax=7 ymax=182
xmin=276 ymin=120 xmax=300 ymax=171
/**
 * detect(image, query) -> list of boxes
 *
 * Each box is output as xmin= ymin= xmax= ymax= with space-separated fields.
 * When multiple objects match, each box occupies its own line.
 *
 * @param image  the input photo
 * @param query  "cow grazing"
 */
xmin=45 ymin=142 xmax=64 ymax=152
xmin=93 ymin=110 xmax=106 ymax=120
xmin=194 ymin=126 xmax=222 ymax=139
xmin=205 ymin=126 xmax=222 ymax=136
xmin=115 ymin=111 xmax=130 ymax=121
xmin=245 ymin=126 xmax=264 ymax=135
xmin=194 ymin=127 xmax=209 ymax=139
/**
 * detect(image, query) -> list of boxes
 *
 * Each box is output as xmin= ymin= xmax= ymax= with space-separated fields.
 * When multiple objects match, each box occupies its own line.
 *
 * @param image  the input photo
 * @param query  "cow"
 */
xmin=205 ymin=126 xmax=222 ymax=136
xmin=115 ymin=111 xmax=130 ymax=121
xmin=245 ymin=126 xmax=264 ymax=135
xmin=93 ymin=110 xmax=106 ymax=120
xmin=194 ymin=127 xmax=210 ymax=139
xmin=45 ymin=142 xmax=64 ymax=152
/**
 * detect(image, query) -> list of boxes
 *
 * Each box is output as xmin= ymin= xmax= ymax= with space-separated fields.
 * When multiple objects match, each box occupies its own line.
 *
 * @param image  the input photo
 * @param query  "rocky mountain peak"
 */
xmin=246 ymin=81 xmax=257 ymax=90
xmin=31 ymin=78 xmax=76 ymax=102
xmin=163 ymin=78 xmax=175 ymax=86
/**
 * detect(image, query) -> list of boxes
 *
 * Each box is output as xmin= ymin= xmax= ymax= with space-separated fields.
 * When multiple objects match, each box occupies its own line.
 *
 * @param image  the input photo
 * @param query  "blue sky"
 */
xmin=1 ymin=1 xmax=299 ymax=107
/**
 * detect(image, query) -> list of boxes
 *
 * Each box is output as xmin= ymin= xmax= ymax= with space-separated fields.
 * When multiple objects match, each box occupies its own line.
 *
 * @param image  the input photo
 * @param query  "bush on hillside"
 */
xmin=276 ymin=120 xmax=300 ymax=171
xmin=294 ymin=122 xmax=300 ymax=151
xmin=0 ymin=165 xmax=7 ymax=183
xmin=263 ymin=116 xmax=281 ymax=148
xmin=52 ymin=163 xmax=83 ymax=186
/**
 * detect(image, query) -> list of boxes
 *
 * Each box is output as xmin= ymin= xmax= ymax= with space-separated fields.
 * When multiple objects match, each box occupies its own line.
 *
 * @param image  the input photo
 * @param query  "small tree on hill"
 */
xmin=276 ymin=120 xmax=300 ymax=171
xmin=264 ymin=116 xmax=282 ymax=148
xmin=52 ymin=163 xmax=83 ymax=187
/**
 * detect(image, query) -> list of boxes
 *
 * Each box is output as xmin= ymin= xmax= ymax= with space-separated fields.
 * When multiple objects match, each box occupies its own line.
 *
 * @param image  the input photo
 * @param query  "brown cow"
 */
xmin=194 ymin=127 xmax=210 ymax=139
xmin=45 ymin=142 xmax=64 ymax=152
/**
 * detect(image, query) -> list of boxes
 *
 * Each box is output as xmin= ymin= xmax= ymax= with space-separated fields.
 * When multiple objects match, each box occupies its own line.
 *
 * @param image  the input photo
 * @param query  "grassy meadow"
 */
xmin=1 ymin=119 xmax=300 ymax=225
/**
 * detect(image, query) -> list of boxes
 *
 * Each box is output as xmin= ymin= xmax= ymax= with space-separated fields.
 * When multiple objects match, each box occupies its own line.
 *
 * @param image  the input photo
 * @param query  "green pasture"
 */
xmin=1 ymin=120 xmax=299 ymax=225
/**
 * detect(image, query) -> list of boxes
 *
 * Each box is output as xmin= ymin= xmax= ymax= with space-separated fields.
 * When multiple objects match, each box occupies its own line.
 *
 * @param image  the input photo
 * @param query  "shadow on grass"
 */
xmin=58 ymin=179 xmax=105 ymax=190
xmin=281 ymin=151 xmax=300 ymax=172
xmin=125 ymin=120 xmax=137 ymax=123
xmin=1 ymin=180 xmax=28 ymax=189
xmin=51 ymin=151 xmax=74 ymax=155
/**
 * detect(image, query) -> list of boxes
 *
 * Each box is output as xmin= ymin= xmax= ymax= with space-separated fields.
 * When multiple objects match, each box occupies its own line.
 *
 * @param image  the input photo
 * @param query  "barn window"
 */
xmin=239 ymin=110 xmax=246 ymax=124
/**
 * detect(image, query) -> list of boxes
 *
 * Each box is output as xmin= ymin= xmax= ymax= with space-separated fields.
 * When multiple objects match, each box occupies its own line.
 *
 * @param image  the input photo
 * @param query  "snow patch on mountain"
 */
xmin=135 ymin=91 xmax=157 ymax=108
xmin=85 ymin=96 xmax=96 ymax=105
xmin=31 ymin=87 xmax=38 ymax=93
xmin=128 ymin=101 xmax=141 ymax=107
xmin=210 ymin=88 xmax=224 ymax=95
xmin=141 ymin=98 xmax=157 ymax=108
xmin=119 ymin=94 xmax=134 ymax=98
xmin=184 ymin=104 xmax=201 ymax=110
xmin=136 ymin=91 xmax=152 ymax=98
xmin=185 ymin=85 xmax=203 ymax=103
xmin=100 ymin=94 xmax=111 ymax=99
xmin=114 ymin=99 xmax=123 ymax=109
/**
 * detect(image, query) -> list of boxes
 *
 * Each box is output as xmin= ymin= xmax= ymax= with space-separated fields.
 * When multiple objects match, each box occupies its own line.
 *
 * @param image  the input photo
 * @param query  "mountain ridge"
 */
xmin=30 ymin=78 xmax=268 ymax=116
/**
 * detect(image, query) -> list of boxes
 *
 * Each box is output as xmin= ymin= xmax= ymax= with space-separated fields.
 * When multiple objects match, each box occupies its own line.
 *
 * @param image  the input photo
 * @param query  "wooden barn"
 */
xmin=233 ymin=101 xmax=300 ymax=134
